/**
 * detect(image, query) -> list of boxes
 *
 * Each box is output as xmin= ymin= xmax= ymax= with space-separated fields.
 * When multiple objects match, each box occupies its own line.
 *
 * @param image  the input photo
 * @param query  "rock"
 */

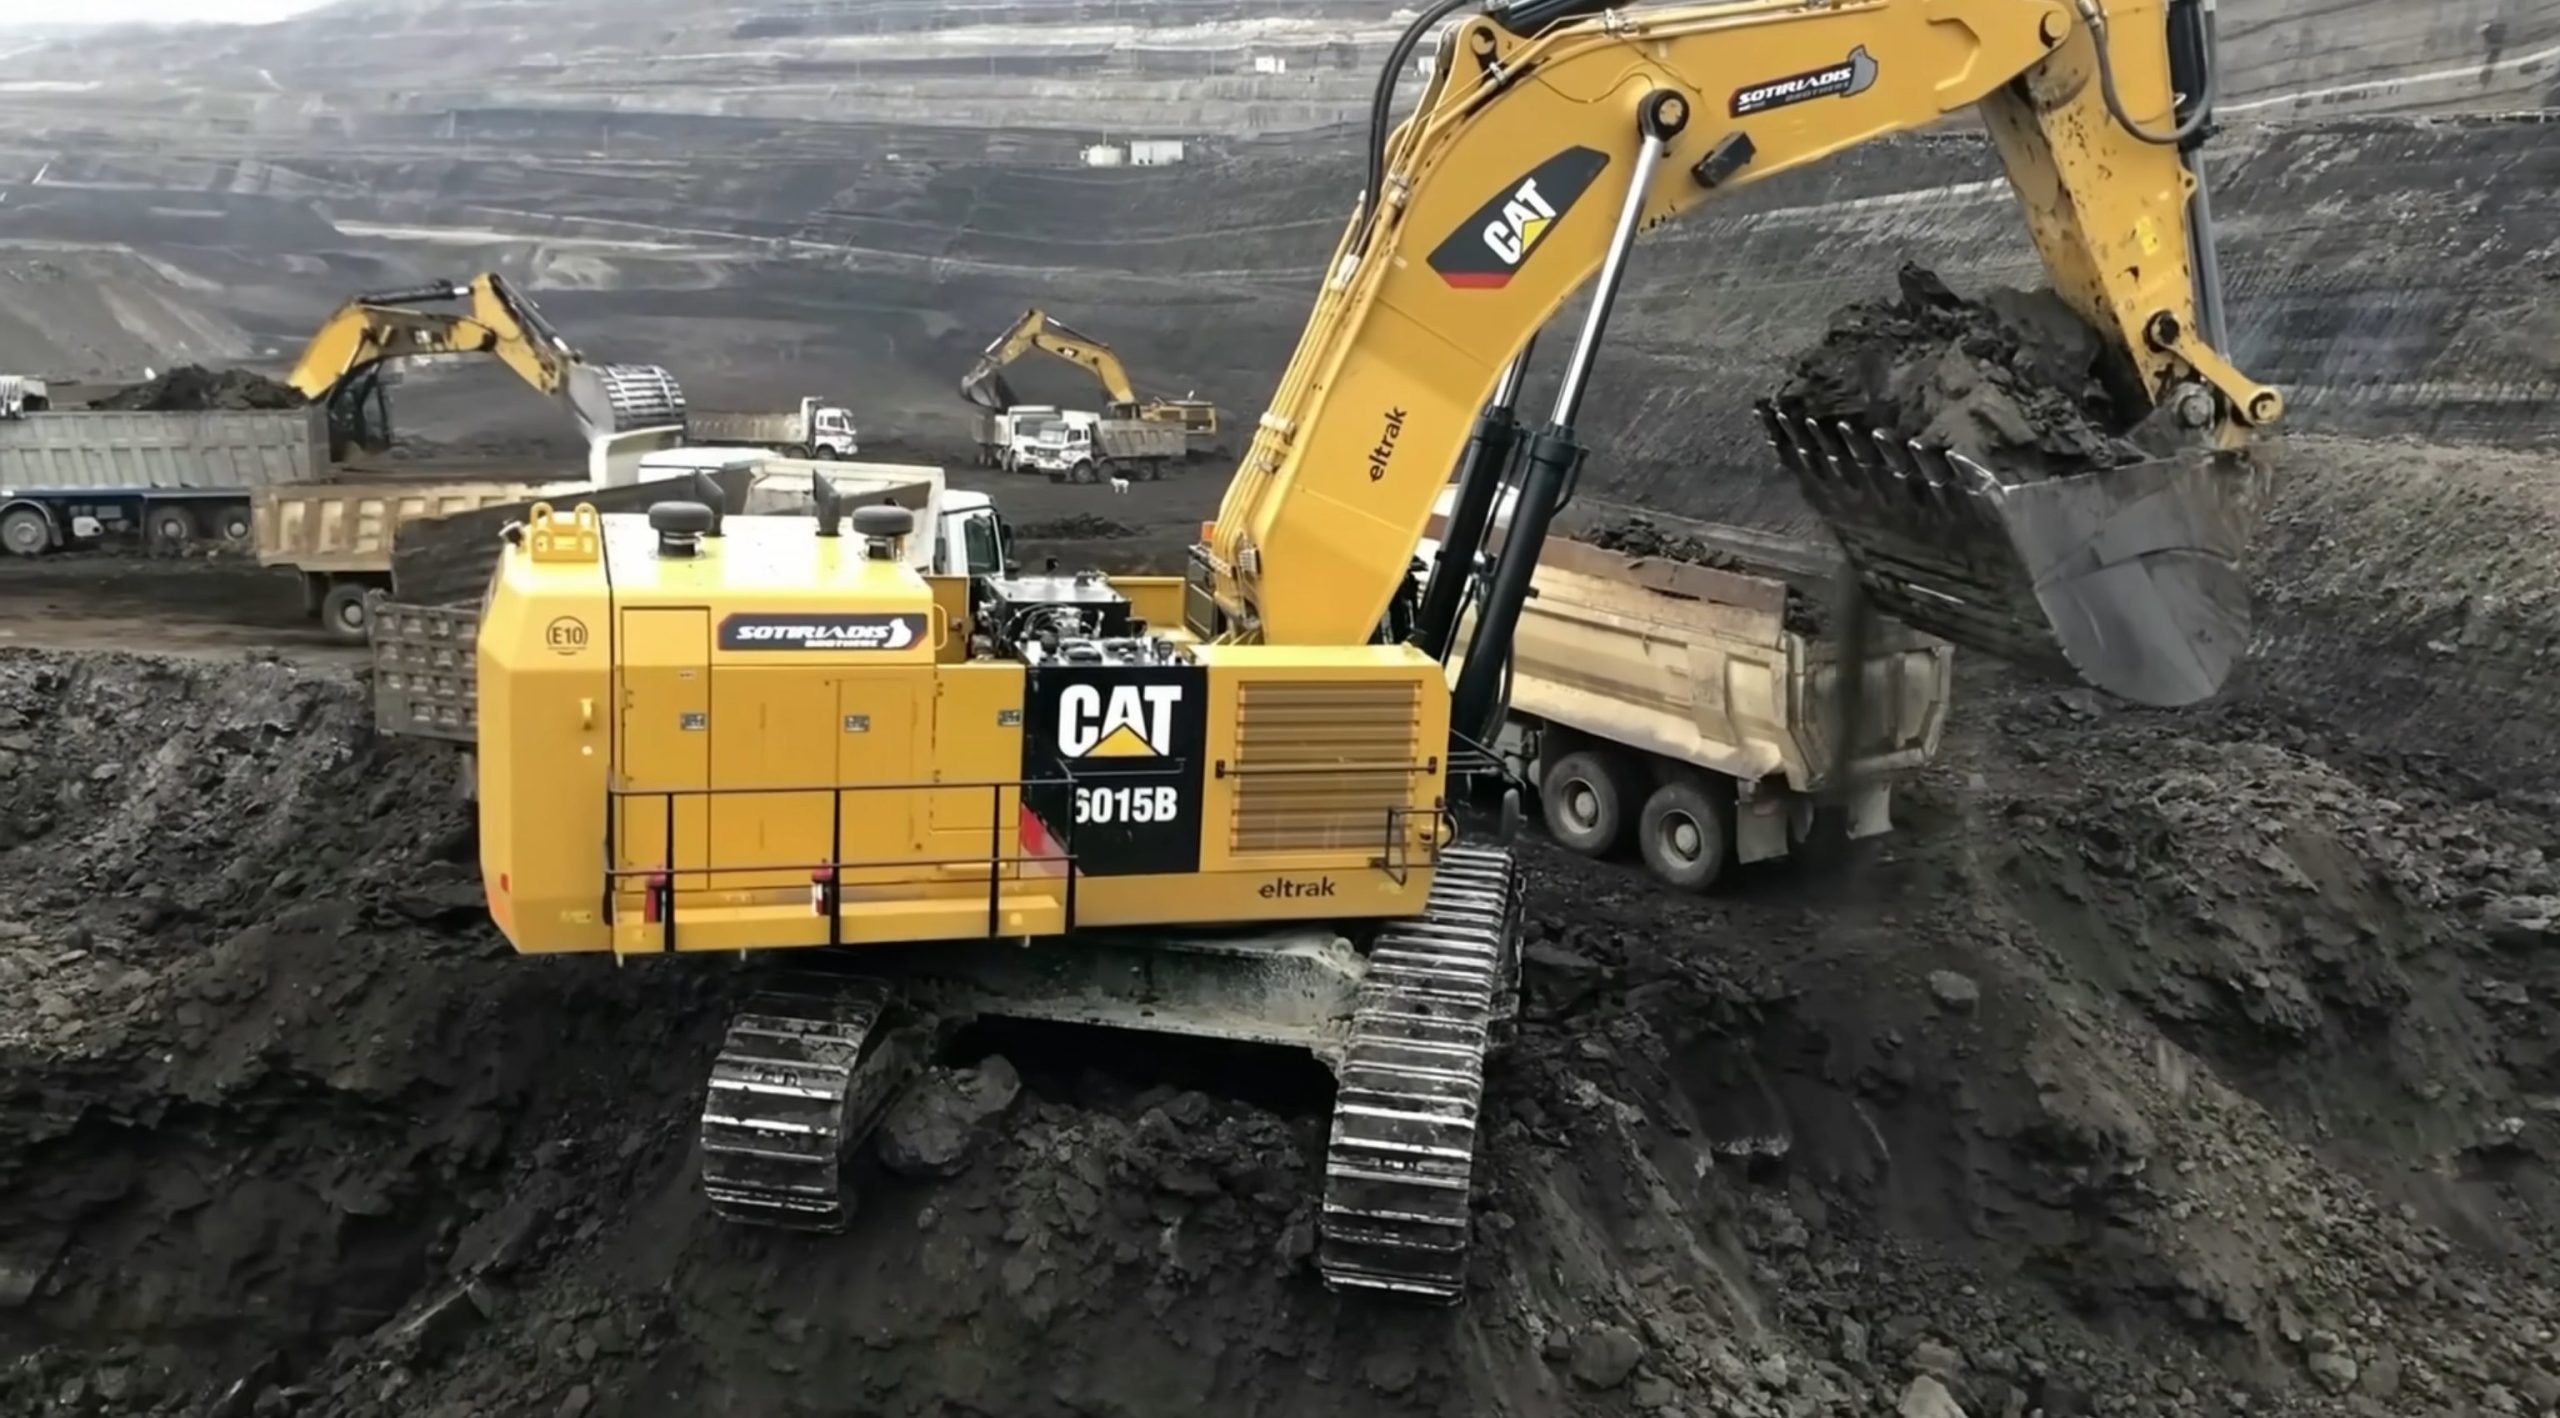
xmin=2485 ymin=895 xmax=2560 ymax=948
xmin=1570 ymin=1325 xmax=1645 ymax=1390
xmin=877 ymin=1056 xmax=1023 ymax=1180
xmin=1900 ymin=1375 xmax=1970 ymax=1417
xmin=1927 ymin=971 xmax=1980 ymax=1013
xmin=2307 ymin=1350 xmax=2359 ymax=1394
xmin=389 ymin=1284 xmax=487 ymax=1363
xmin=1362 ymin=1351 xmax=1417 ymax=1394
xmin=1911 ymin=1339 xmax=1965 ymax=1377
xmin=1836 ymin=1316 xmax=1872 ymax=1367
xmin=559 ymin=1383 xmax=594 ymax=1417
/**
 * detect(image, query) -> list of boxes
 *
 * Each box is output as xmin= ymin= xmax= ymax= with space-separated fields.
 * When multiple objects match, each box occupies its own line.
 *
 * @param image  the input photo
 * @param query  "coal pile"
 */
xmin=1582 ymin=516 xmax=1828 ymax=636
xmin=86 ymin=364 xmax=306 ymax=412
xmin=7 ymin=607 xmax=2560 ymax=1417
xmin=1774 ymin=263 xmax=2150 ymax=479
xmin=1014 ymin=514 xmax=1141 ymax=540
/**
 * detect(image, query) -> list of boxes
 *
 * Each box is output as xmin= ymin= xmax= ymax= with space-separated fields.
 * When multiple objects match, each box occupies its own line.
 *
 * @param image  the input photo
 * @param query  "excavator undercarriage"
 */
xmin=696 ymin=846 xmax=1522 ymax=1297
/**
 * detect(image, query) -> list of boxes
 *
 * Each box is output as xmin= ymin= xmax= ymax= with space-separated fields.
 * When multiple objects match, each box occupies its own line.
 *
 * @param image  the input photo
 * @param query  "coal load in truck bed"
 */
xmin=86 ymin=364 xmax=306 ymax=412
xmin=1583 ymin=516 xmax=1828 ymax=636
xmin=1775 ymin=263 xmax=2149 ymax=479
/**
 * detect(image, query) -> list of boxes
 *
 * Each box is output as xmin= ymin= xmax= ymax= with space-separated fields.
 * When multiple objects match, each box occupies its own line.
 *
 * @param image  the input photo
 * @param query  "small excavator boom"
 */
xmin=1197 ymin=0 xmax=2279 ymax=710
xmin=287 ymin=273 xmax=688 ymax=456
xmin=959 ymin=307 xmax=1218 ymax=437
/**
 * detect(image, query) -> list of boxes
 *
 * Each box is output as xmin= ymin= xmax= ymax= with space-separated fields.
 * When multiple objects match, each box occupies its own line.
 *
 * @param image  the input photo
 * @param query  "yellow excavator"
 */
xmin=958 ymin=307 xmax=1220 ymax=440
xmin=286 ymin=273 xmax=688 ymax=458
xmin=470 ymin=0 xmax=2276 ymax=1302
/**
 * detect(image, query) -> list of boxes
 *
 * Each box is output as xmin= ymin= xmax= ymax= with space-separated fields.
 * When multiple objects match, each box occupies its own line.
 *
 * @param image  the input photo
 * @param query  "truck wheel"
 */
xmin=1637 ymin=778 xmax=1731 ymax=892
xmin=814 ymin=445 xmax=841 ymax=461
xmin=216 ymin=507 xmax=253 ymax=544
xmin=1541 ymin=749 xmax=1633 ymax=858
xmin=319 ymin=582 xmax=372 ymax=643
xmin=150 ymin=506 xmax=196 ymax=550
xmin=0 ymin=508 xmax=50 ymax=557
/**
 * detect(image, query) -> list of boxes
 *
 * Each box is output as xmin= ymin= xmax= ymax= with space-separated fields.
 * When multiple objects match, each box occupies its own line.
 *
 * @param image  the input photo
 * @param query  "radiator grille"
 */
xmin=1230 ymin=679 xmax=1425 ymax=855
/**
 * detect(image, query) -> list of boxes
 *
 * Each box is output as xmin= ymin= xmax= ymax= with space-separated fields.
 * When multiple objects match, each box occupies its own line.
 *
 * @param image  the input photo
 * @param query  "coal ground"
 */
xmin=0 ymin=421 xmax=2555 ymax=1417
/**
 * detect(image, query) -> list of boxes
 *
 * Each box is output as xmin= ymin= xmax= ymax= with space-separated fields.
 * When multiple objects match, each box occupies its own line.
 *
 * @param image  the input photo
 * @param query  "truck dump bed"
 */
xmin=689 ymin=410 xmax=802 ymax=445
xmin=1499 ymin=536 xmax=1952 ymax=794
xmin=253 ymin=479 xmax=578 ymax=576
xmin=0 ymin=407 xmax=328 ymax=491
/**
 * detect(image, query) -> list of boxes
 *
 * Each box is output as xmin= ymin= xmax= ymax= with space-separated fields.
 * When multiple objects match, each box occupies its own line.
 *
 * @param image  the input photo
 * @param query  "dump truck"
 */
xmin=1021 ymin=411 xmax=1186 ymax=483
xmin=255 ymin=478 xmax=582 ymax=641
xmin=970 ymin=404 xmax=1061 ymax=472
xmin=687 ymin=397 xmax=860 ymax=460
xmin=365 ymin=462 xmax=1014 ymax=751
xmin=1425 ymin=493 xmax=1953 ymax=891
xmin=0 ymin=399 xmax=330 ymax=555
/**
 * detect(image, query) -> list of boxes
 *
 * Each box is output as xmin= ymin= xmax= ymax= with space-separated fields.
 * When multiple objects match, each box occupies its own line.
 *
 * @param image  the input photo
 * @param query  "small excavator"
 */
xmin=958 ymin=307 xmax=1219 ymax=442
xmin=286 ymin=272 xmax=689 ymax=458
xmin=469 ymin=0 xmax=2277 ymax=1303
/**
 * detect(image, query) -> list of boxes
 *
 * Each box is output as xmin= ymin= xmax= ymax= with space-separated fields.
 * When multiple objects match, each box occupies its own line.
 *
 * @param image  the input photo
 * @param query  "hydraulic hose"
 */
xmin=1361 ymin=0 xmax=1480 ymax=243
xmin=2080 ymin=0 xmax=2220 ymax=146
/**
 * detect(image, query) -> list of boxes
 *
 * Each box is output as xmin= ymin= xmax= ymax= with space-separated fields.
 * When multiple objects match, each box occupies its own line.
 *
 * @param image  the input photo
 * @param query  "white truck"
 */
xmin=1023 ymin=411 xmax=1186 ymax=484
xmin=687 ymin=397 xmax=859 ymax=460
xmin=0 ymin=385 xmax=330 ymax=555
xmin=972 ymin=404 xmax=1062 ymax=473
xmin=1425 ymin=490 xmax=1954 ymax=891
xmin=365 ymin=461 xmax=1013 ymax=747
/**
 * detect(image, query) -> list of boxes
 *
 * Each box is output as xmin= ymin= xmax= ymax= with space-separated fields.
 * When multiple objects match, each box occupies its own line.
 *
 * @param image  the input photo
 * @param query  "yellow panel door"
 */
xmin=708 ymin=668 xmax=840 ymax=892
xmin=836 ymin=671 xmax=920 ymax=886
xmin=617 ymin=608 xmax=711 ymax=897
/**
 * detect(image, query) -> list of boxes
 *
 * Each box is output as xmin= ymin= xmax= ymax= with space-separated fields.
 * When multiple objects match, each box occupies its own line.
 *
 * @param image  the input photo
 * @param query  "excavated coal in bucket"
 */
xmin=1775 ymin=263 xmax=2151 ymax=479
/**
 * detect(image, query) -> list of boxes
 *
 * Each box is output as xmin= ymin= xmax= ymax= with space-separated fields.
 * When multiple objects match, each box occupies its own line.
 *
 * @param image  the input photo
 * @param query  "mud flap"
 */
xmin=1758 ymin=403 xmax=2269 ymax=709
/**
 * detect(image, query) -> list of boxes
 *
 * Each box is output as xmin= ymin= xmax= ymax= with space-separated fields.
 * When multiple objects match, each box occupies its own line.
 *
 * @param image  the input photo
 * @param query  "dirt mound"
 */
xmin=1775 ymin=264 xmax=2151 ymax=479
xmin=1014 ymin=514 xmax=1141 ymax=541
xmin=1582 ymin=516 xmax=1828 ymax=635
xmin=86 ymin=365 xmax=306 ymax=413
xmin=6 ymin=630 xmax=2560 ymax=1417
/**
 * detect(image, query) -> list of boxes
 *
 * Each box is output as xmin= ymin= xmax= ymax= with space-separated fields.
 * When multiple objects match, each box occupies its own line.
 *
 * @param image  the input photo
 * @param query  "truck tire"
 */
xmin=814 ymin=445 xmax=841 ymax=461
xmin=1637 ymin=777 xmax=1731 ymax=893
xmin=319 ymin=582 xmax=372 ymax=643
xmin=1541 ymin=749 xmax=1634 ymax=858
xmin=216 ymin=506 xmax=254 ymax=544
xmin=0 ymin=507 xmax=50 ymax=557
xmin=150 ymin=506 xmax=196 ymax=550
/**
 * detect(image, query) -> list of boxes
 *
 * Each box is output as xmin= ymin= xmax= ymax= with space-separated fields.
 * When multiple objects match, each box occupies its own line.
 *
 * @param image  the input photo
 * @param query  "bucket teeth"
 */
xmin=1758 ymin=400 xmax=2268 ymax=710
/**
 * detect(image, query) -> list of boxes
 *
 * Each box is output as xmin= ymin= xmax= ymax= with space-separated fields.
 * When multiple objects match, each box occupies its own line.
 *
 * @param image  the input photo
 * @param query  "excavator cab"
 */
xmin=1758 ymin=402 xmax=2270 ymax=711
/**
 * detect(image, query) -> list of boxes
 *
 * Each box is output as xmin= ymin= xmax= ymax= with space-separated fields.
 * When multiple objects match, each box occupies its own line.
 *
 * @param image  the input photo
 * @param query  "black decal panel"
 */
xmin=1018 ymin=662 xmax=1209 ymax=877
xmin=1730 ymin=46 xmax=1880 ymax=117
xmin=1424 ymin=147 xmax=1611 ymax=291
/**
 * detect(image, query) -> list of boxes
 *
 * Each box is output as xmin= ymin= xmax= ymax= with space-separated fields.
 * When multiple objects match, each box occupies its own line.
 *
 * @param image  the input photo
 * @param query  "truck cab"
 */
xmin=805 ymin=403 xmax=859 ymax=459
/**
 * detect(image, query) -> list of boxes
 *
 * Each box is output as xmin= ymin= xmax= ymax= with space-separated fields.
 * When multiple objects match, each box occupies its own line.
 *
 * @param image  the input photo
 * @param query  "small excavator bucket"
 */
xmin=566 ymin=363 xmax=689 ymax=437
xmin=1757 ymin=402 xmax=2269 ymax=709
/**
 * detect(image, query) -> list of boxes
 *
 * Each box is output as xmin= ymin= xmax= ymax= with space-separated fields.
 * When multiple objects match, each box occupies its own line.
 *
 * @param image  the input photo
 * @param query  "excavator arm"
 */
xmin=958 ymin=308 xmax=1144 ymax=411
xmin=960 ymin=308 xmax=1221 ymax=436
xmin=287 ymin=273 xmax=687 ymax=455
xmin=1198 ymin=0 xmax=2280 ymax=711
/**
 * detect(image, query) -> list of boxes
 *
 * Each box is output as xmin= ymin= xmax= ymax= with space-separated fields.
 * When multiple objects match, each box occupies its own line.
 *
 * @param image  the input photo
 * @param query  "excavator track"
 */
xmin=1318 ymin=843 xmax=1522 ymax=1302
xmin=698 ymin=977 xmax=918 ymax=1231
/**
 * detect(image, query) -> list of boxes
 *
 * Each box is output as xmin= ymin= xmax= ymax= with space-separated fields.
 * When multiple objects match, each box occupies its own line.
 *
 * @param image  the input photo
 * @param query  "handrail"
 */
xmin=605 ymin=773 xmax=1084 ymax=949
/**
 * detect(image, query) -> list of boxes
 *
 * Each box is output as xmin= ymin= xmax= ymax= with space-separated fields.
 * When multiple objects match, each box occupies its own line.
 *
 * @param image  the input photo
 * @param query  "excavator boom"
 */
xmin=287 ymin=273 xmax=687 ymax=456
xmin=1199 ymin=0 xmax=2280 ymax=709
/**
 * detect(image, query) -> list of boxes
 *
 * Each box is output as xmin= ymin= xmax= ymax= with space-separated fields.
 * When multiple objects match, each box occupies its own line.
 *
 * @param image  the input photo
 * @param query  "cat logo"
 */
xmin=1058 ymin=682 xmax=1182 ymax=759
xmin=1425 ymin=146 xmax=1611 ymax=290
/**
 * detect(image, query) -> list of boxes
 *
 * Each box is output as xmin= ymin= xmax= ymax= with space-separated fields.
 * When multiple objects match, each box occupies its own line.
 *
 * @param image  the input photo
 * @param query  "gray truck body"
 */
xmin=0 ymin=405 xmax=331 ymax=553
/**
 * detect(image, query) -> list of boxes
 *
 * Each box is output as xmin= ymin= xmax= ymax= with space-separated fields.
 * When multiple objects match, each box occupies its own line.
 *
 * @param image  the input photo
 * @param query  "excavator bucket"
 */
xmin=1757 ymin=403 xmax=2269 ymax=709
xmin=566 ymin=363 xmax=689 ymax=437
